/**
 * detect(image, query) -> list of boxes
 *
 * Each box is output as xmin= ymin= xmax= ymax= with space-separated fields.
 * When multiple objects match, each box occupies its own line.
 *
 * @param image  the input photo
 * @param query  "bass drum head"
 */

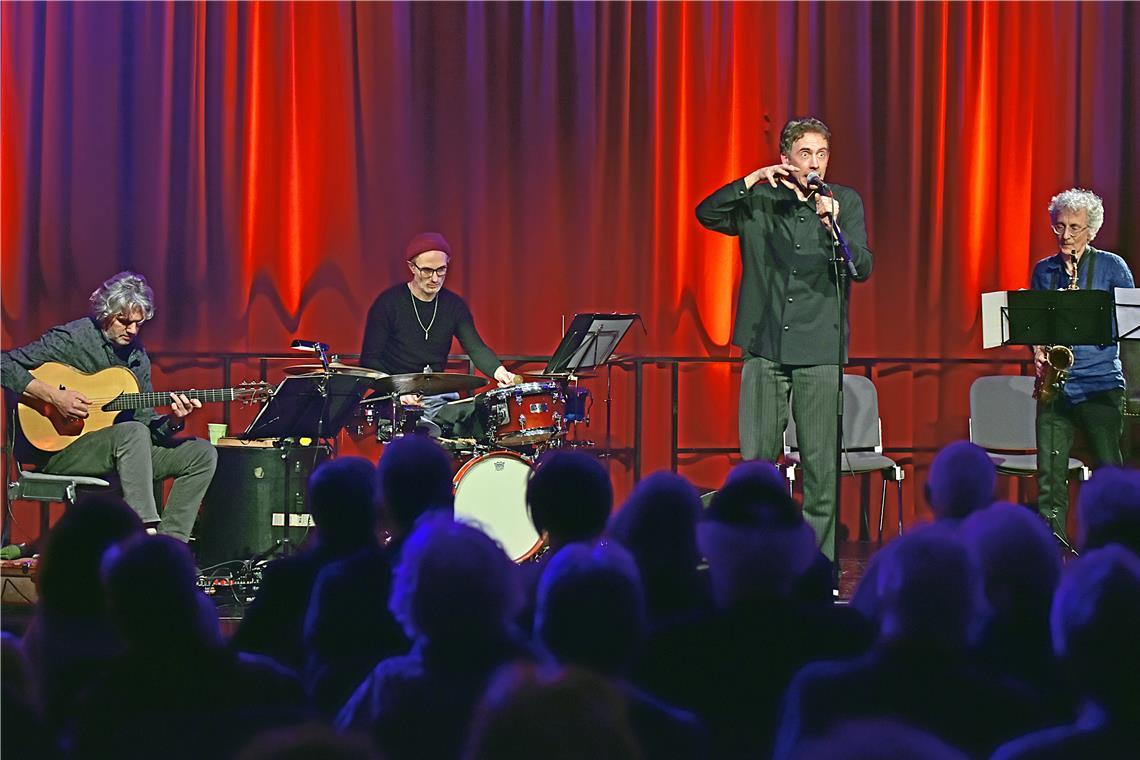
xmin=453 ymin=451 xmax=542 ymax=562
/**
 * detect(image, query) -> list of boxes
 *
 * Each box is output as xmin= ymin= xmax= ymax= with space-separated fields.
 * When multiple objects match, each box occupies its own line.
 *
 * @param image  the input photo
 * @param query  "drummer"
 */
xmin=360 ymin=232 xmax=519 ymax=437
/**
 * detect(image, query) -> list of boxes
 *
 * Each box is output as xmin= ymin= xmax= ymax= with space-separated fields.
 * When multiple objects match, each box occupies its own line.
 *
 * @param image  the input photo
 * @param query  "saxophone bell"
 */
xmin=1033 ymin=345 xmax=1075 ymax=403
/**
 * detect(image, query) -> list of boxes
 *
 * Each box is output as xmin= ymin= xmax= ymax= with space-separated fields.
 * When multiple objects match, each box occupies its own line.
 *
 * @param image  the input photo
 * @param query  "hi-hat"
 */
xmin=373 ymin=372 xmax=487 ymax=396
xmin=282 ymin=362 xmax=388 ymax=380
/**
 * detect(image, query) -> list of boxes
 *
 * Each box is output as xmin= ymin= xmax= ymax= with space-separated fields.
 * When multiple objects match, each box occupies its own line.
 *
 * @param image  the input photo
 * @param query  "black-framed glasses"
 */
xmin=1051 ymin=222 xmax=1088 ymax=236
xmin=410 ymin=263 xmax=449 ymax=278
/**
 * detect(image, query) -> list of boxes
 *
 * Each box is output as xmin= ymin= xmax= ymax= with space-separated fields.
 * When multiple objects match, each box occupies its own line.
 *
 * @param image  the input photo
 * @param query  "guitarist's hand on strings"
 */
xmin=52 ymin=388 xmax=90 ymax=420
xmin=169 ymin=393 xmax=203 ymax=419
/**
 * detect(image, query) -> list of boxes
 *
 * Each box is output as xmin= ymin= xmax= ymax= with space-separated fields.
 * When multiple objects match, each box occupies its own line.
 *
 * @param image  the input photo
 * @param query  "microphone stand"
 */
xmin=816 ymin=182 xmax=855 ymax=572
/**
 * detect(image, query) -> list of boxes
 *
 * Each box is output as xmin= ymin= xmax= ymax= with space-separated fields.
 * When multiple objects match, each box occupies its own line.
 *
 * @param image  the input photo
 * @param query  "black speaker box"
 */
xmin=195 ymin=443 xmax=329 ymax=567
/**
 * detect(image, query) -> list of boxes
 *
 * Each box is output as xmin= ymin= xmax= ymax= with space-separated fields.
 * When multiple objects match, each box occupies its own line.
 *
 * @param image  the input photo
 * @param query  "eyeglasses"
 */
xmin=410 ymin=263 xmax=449 ymax=279
xmin=1051 ymin=222 xmax=1088 ymax=237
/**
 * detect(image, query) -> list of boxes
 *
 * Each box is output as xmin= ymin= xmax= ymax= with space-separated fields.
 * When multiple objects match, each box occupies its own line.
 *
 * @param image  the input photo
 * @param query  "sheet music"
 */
xmin=981 ymin=290 xmax=1011 ymax=349
xmin=1116 ymin=287 xmax=1140 ymax=341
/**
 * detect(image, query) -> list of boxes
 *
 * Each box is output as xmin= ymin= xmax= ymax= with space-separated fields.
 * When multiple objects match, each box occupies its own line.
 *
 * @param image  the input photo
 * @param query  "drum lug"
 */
xmin=517 ymin=414 xmax=527 ymax=428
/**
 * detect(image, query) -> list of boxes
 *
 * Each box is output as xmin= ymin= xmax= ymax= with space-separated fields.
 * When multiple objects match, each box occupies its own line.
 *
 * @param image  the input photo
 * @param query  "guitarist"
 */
xmin=1 ymin=272 xmax=217 ymax=542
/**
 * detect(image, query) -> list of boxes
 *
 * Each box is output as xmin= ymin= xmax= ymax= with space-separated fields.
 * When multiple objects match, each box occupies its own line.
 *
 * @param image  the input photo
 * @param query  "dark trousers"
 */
xmin=740 ymin=354 xmax=839 ymax=559
xmin=1036 ymin=387 xmax=1124 ymax=541
xmin=34 ymin=421 xmax=218 ymax=541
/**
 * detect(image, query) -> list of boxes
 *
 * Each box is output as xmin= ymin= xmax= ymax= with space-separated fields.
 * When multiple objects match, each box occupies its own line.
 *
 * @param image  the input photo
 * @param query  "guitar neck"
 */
xmin=103 ymin=389 xmax=247 ymax=411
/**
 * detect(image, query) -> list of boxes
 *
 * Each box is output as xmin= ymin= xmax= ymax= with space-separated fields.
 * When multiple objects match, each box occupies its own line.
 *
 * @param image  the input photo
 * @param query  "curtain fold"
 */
xmin=3 ymin=0 xmax=1136 ymax=514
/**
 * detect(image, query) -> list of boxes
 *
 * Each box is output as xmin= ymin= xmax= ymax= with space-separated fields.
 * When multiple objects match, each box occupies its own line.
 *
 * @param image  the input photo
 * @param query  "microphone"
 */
xmin=805 ymin=172 xmax=828 ymax=190
xmin=291 ymin=339 xmax=330 ymax=353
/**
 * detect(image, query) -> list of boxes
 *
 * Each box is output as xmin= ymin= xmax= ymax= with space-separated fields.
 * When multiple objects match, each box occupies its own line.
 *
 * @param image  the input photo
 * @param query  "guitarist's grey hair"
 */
xmin=89 ymin=271 xmax=156 ymax=325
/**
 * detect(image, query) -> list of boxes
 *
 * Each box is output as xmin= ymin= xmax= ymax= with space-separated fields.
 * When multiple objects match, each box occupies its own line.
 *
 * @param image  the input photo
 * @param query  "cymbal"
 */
xmin=282 ymin=362 xmax=388 ymax=379
xmin=373 ymin=372 xmax=488 ymax=396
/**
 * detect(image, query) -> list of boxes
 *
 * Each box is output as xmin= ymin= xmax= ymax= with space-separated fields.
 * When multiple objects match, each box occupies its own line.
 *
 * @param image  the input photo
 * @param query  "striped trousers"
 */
xmin=740 ymin=354 xmax=839 ymax=560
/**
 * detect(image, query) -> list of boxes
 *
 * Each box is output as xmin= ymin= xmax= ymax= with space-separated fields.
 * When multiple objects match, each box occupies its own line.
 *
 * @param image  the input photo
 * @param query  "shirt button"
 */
xmin=792 ymin=269 xmax=798 ymax=275
xmin=787 ymin=297 xmax=794 ymax=303
xmin=799 ymin=216 xmax=805 ymax=222
xmin=783 ymin=325 xmax=790 ymax=331
xmin=795 ymin=243 xmax=801 ymax=249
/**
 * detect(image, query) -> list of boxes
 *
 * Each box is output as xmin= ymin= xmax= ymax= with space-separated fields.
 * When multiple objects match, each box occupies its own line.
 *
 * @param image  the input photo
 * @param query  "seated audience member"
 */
xmin=19 ymin=493 xmax=143 ymax=735
xmin=237 ymin=722 xmax=380 ymax=760
xmin=335 ymin=516 xmax=537 ymax=760
xmin=785 ymin=718 xmax=968 ymax=760
xmin=464 ymin=663 xmax=644 ymax=760
xmin=958 ymin=502 xmax=1072 ymax=719
xmin=535 ymin=541 xmax=707 ymax=759
xmin=993 ymin=546 xmax=1140 ymax=760
xmin=66 ymin=535 xmax=306 ymax=759
xmin=2 ymin=631 xmax=48 ymax=757
xmin=851 ymin=439 xmax=996 ymax=619
xmin=1076 ymin=466 xmax=1140 ymax=555
xmin=304 ymin=436 xmax=454 ymax=713
xmin=231 ymin=457 xmax=380 ymax=670
xmin=517 ymin=449 xmax=613 ymax=629
xmin=634 ymin=461 xmax=873 ymax=759
xmin=606 ymin=471 xmax=712 ymax=629
xmin=775 ymin=524 xmax=1045 ymax=759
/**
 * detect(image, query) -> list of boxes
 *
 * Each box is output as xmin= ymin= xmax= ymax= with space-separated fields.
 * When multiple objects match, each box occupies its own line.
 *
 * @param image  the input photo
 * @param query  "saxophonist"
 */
xmin=1030 ymin=188 xmax=1134 ymax=546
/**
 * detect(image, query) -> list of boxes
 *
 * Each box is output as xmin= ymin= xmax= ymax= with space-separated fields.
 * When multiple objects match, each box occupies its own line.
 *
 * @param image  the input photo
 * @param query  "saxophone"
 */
xmin=1033 ymin=254 xmax=1078 ymax=403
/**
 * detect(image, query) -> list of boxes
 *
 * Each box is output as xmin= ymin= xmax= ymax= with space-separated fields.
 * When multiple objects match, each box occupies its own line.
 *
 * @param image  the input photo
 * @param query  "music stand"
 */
xmin=238 ymin=372 xmax=374 ymax=557
xmin=241 ymin=373 xmax=373 ymax=440
xmin=544 ymin=313 xmax=642 ymax=374
xmin=1003 ymin=290 xmax=1115 ymax=347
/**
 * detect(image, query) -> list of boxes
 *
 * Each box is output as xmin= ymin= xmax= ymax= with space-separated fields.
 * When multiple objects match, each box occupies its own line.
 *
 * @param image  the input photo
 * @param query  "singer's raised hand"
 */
xmin=745 ymin=163 xmax=801 ymax=190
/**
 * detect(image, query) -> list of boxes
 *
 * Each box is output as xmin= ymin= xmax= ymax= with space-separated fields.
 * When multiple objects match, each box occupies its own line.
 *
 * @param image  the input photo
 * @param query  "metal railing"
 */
xmin=143 ymin=350 xmax=1040 ymax=480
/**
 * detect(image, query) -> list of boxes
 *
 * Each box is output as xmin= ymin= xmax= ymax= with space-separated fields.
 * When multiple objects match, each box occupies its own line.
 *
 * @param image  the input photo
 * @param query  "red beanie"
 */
xmin=405 ymin=232 xmax=452 ymax=261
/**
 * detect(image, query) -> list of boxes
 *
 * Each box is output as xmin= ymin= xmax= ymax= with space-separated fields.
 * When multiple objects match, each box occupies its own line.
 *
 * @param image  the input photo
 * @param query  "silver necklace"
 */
xmin=410 ymin=287 xmax=438 ymax=340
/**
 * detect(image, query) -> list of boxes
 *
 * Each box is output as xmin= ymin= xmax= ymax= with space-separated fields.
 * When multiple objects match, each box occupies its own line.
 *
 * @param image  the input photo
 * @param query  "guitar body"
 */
xmin=18 ymin=363 xmax=142 ymax=453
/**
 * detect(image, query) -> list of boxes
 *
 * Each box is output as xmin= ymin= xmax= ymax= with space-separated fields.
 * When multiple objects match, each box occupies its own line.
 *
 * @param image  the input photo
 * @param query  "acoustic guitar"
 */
xmin=16 ymin=362 xmax=271 ymax=452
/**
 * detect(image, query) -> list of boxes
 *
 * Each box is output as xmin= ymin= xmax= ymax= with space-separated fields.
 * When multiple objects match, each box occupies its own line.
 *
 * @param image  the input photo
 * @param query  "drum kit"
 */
xmin=284 ymin=363 xmax=593 ymax=562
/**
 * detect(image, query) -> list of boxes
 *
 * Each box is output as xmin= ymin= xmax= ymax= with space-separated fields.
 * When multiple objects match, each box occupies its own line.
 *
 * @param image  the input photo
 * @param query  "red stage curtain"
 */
xmin=3 ymin=1 xmax=1137 ymax=521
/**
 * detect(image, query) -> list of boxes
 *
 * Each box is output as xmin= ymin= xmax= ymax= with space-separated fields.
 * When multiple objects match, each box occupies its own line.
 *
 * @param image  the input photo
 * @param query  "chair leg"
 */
xmin=896 ymin=479 xmax=905 ymax=536
xmin=878 ymin=480 xmax=888 ymax=543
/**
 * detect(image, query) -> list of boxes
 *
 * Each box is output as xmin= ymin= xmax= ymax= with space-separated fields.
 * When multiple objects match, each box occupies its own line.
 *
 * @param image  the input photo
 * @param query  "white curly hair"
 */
xmin=1048 ymin=188 xmax=1105 ymax=241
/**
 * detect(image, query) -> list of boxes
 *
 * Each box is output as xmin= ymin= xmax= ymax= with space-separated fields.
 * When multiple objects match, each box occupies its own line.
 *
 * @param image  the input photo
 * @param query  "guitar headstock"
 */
xmin=235 ymin=380 xmax=273 ymax=405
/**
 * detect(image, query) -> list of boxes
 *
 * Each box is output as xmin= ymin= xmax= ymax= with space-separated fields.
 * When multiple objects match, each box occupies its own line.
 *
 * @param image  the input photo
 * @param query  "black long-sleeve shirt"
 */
xmin=696 ymin=178 xmax=873 ymax=365
xmin=359 ymin=284 xmax=501 ymax=377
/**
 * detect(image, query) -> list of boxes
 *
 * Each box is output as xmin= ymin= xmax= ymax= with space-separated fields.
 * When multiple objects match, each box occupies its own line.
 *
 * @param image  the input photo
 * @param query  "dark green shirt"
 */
xmin=696 ymin=178 xmax=873 ymax=365
xmin=1 ymin=316 xmax=182 ymax=446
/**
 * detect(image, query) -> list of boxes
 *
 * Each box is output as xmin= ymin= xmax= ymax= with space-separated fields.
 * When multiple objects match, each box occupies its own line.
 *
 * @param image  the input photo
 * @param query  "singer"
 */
xmin=695 ymin=117 xmax=873 ymax=563
xmin=1030 ymin=188 xmax=1134 ymax=546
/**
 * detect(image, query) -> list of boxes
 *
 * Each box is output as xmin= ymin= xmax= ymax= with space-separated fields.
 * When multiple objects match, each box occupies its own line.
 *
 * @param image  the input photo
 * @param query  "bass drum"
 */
xmin=453 ymin=450 xmax=543 ymax=562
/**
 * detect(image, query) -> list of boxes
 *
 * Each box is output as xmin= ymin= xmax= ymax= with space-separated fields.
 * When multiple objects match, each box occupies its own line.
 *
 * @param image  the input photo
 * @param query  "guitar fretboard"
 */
xmin=102 ymin=389 xmax=252 ymax=411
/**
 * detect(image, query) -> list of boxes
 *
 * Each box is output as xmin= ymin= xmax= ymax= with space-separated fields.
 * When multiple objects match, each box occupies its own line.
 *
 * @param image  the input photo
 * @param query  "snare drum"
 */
xmin=453 ymin=450 xmax=542 ymax=562
xmin=478 ymin=381 xmax=566 ymax=446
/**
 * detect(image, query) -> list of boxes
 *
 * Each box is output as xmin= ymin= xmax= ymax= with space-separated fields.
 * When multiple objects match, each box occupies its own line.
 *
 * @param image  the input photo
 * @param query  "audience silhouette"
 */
xmin=232 ymin=456 xmax=380 ymax=670
xmin=994 ymin=545 xmax=1140 ymax=759
xmin=66 ymin=534 xmax=307 ymax=758
xmin=303 ymin=436 xmax=454 ymax=713
xmin=335 ymin=515 xmax=537 ymax=760
xmin=5 ymin=436 xmax=1137 ymax=759
xmin=606 ymin=471 xmax=713 ymax=630
xmin=634 ymin=461 xmax=873 ymax=758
